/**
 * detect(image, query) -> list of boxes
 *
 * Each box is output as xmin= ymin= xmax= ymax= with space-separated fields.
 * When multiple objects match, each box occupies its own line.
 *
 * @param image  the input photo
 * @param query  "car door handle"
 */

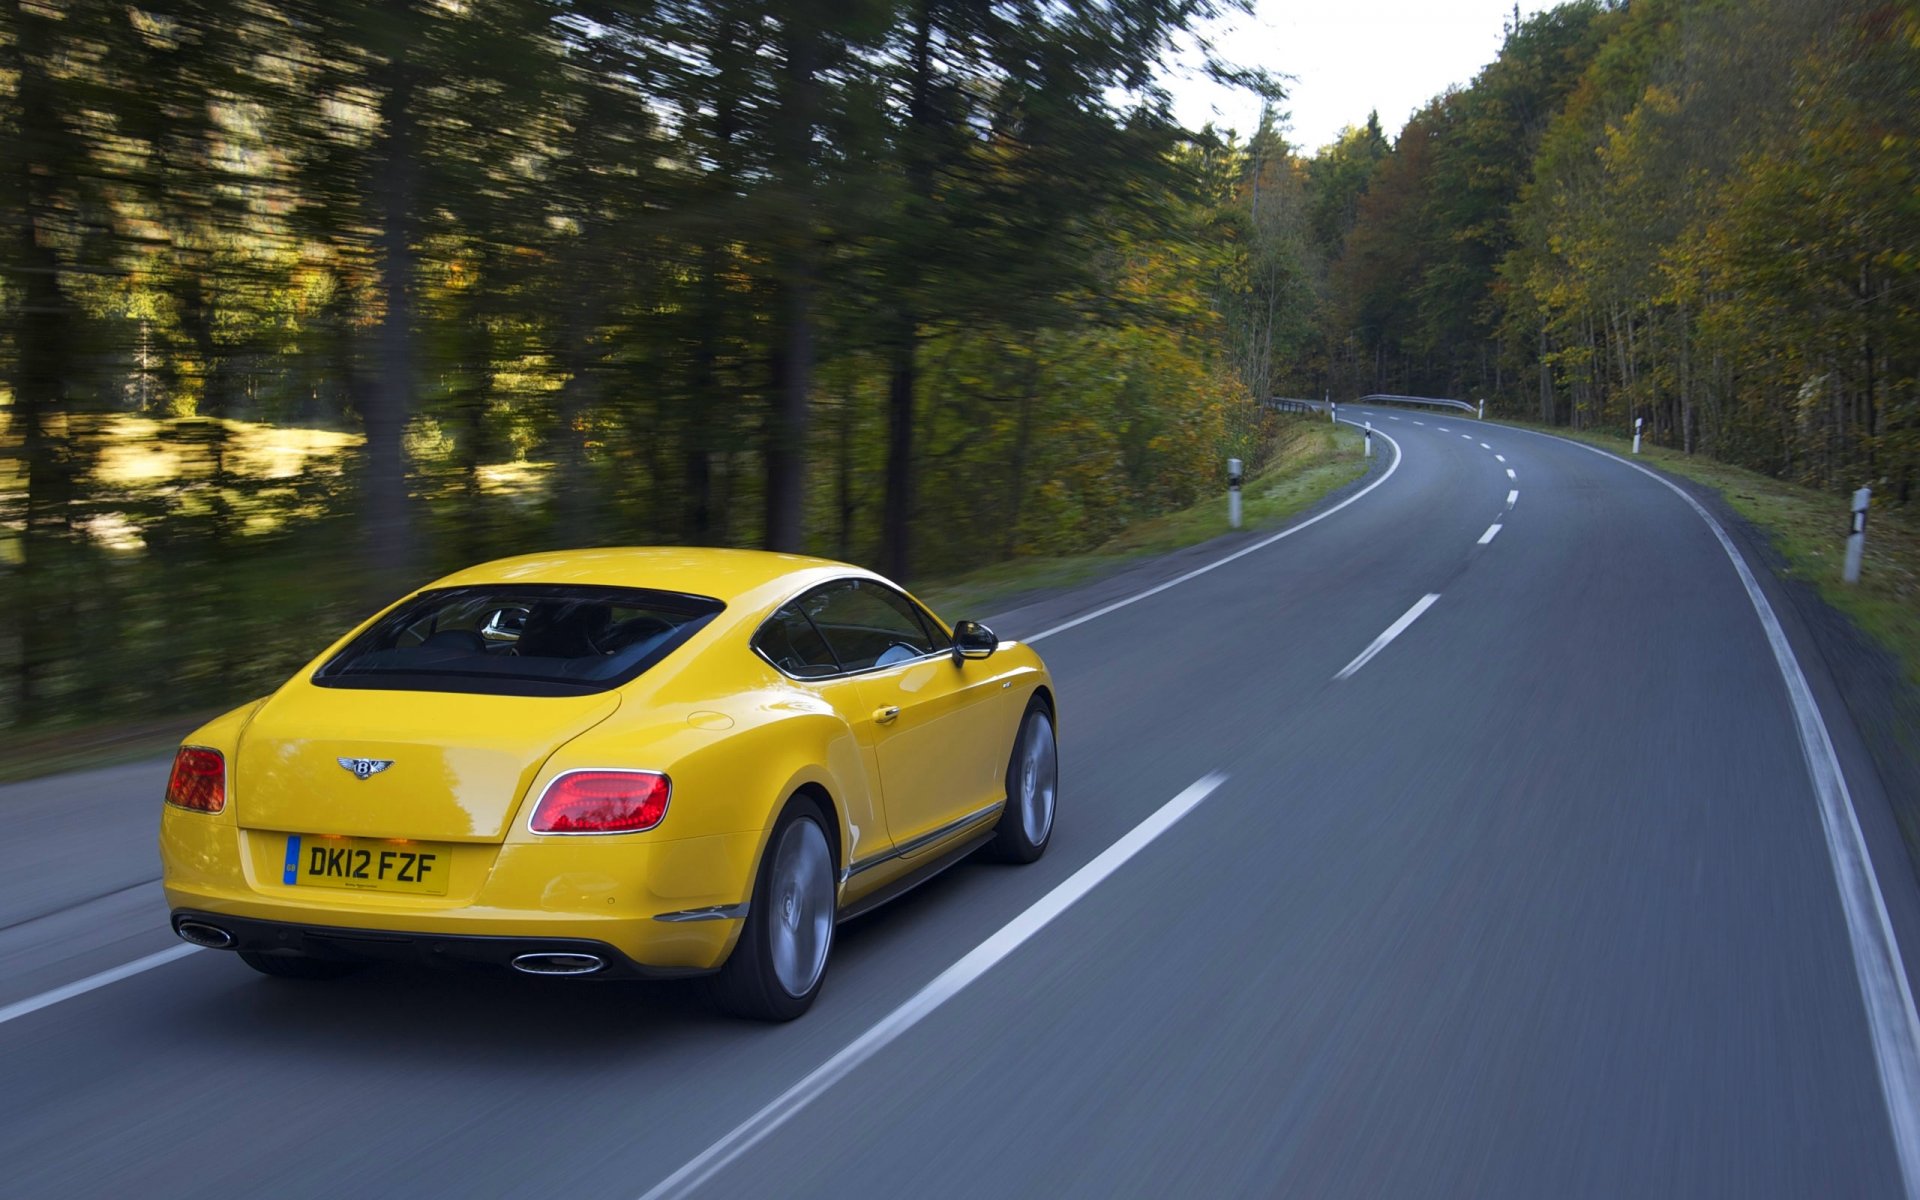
xmin=873 ymin=705 xmax=901 ymax=725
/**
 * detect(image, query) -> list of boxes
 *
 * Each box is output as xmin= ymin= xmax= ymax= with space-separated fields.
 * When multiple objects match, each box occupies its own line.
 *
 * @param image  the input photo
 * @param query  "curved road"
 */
xmin=5 ymin=411 xmax=1919 ymax=1198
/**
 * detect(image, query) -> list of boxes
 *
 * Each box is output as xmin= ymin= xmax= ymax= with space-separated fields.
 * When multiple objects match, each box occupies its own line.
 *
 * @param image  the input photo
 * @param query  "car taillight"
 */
xmin=166 ymin=747 xmax=226 ymax=813
xmin=528 ymin=771 xmax=670 ymax=834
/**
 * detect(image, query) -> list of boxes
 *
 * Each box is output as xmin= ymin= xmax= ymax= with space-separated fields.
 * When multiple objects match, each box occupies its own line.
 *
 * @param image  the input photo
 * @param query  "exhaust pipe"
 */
xmin=175 ymin=920 xmax=236 ymax=950
xmin=511 ymin=951 xmax=605 ymax=977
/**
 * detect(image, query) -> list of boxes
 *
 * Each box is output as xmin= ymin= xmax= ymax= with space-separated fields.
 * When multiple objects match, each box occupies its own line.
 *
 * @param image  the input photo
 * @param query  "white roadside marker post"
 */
xmin=1329 ymin=399 xmax=1337 ymax=425
xmin=1227 ymin=457 xmax=1243 ymax=530
xmin=1478 ymin=398 xmax=1485 ymax=420
xmin=1364 ymin=421 xmax=1372 ymax=458
xmin=1844 ymin=486 xmax=1871 ymax=584
xmin=1633 ymin=416 xmax=1644 ymax=455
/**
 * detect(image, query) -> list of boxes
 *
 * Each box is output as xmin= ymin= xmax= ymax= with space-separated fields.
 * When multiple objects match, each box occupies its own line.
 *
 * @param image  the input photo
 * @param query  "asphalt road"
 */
xmin=5 ymin=409 xmax=1919 ymax=1198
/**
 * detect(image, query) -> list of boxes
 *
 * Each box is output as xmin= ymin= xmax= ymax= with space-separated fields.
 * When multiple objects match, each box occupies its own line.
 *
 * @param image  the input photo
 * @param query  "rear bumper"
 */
xmin=170 ymin=910 xmax=712 ymax=980
xmin=161 ymin=809 xmax=764 ymax=972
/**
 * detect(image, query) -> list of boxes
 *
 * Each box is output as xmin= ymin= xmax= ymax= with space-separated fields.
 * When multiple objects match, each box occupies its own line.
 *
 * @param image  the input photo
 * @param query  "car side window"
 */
xmin=804 ymin=580 xmax=938 ymax=672
xmin=753 ymin=604 xmax=842 ymax=679
xmin=911 ymin=598 xmax=953 ymax=653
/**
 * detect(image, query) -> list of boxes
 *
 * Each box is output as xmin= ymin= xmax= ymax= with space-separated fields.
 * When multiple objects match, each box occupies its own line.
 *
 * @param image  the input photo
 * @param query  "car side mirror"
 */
xmin=951 ymin=620 xmax=998 ymax=663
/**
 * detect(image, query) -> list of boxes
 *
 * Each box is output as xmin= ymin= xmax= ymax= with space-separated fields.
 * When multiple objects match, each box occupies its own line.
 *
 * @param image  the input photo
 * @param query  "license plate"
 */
xmin=283 ymin=835 xmax=450 ymax=896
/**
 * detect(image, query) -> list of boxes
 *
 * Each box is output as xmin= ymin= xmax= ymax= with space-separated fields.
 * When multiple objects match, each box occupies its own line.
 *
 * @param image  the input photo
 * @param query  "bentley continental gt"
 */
xmin=160 ymin=548 xmax=1058 ymax=1020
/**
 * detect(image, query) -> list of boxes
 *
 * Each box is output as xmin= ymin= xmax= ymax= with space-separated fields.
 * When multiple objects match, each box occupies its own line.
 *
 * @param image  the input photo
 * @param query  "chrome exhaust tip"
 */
xmin=175 ymin=920 xmax=236 ymax=950
xmin=511 ymin=952 xmax=605 ymax=977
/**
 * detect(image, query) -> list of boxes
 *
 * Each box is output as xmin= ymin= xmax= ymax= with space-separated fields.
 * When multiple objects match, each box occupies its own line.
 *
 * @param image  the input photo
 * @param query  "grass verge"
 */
xmin=1499 ymin=419 xmax=1920 ymax=686
xmin=918 ymin=416 xmax=1370 ymax=620
xmin=0 ymin=417 xmax=1371 ymax=784
xmin=0 ymin=709 xmax=225 ymax=785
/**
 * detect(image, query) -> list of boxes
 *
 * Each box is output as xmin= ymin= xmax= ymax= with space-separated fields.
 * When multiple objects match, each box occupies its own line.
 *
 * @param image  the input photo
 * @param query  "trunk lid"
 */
xmin=234 ymin=683 xmax=620 ymax=842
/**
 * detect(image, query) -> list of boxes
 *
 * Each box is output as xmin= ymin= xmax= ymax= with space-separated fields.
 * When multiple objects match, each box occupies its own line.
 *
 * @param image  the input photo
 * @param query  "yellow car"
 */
xmin=160 ymin=548 xmax=1058 ymax=1020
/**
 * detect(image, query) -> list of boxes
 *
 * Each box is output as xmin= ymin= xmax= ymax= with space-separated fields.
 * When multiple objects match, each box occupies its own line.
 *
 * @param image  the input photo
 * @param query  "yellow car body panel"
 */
xmin=159 ymin=547 xmax=1053 ymax=976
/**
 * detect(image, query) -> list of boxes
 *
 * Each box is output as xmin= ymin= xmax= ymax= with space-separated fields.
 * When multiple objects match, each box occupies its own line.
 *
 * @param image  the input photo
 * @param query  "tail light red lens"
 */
xmin=528 ymin=771 xmax=670 ymax=834
xmin=166 ymin=747 xmax=226 ymax=813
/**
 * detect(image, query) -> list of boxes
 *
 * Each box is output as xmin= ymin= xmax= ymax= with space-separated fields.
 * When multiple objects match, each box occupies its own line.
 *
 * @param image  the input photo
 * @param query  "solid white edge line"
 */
xmin=1477 ymin=523 xmax=1502 ymax=545
xmin=1507 ymin=490 xmax=1519 ymax=507
xmin=1496 ymin=423 xmax=1920 ymax=1200
xmin=637 ymin=772 xmax=1231 ymax=1200
xmin=1026 ymin=422 xmax=1403 ymax=645
xmin=0 ymin=944 xmax=200 ymax=1027
xmin=1333 ymin=594 xmax=1441 ymax=682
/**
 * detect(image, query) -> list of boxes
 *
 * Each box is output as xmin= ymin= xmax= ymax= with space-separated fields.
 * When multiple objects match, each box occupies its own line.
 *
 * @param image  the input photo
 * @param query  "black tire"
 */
xmin=986 ymin=700 xmax=1057 ymax=864
xmin=709 ymin=798 xmax=837 ymax=1021
xmin=238 ymin=951 xmax=360 ymax=981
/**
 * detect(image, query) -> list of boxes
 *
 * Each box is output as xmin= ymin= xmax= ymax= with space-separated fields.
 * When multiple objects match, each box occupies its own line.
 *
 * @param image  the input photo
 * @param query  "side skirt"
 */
xmin=837 ymin=829 xmax=996 ymax=924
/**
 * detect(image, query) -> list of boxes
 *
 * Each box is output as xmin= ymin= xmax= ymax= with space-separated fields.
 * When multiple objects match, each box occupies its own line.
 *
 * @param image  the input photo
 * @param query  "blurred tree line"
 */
xmin=1271 ymin=0 xmax=1918 ymax=509
xmin=0 ymin=0 xmax=1297 ymax=731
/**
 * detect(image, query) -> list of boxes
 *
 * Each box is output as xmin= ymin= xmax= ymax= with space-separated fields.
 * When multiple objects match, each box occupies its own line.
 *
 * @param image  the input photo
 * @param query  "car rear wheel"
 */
xmin=986 ymin=701 xmax=1056 ymax=864
xmin=238 ymin=951 xmax=359 ymax=981
xmin=710 ymin=798 xmax=836 ymax=1021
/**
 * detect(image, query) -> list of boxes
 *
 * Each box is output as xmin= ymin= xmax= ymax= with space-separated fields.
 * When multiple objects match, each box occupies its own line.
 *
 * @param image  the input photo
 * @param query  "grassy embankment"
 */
xmin=0 ymin=416 xmax=1369 ymax=782
xmin=918 ymin=415 xmax=1369 ymax=619
xmin=1502 ymin=419 xmax=1920 ymax=686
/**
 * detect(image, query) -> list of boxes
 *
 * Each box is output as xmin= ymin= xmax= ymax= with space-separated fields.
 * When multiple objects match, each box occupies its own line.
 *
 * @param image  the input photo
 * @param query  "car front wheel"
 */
xmin=986 ymin=701 xmax=1056 ymax=864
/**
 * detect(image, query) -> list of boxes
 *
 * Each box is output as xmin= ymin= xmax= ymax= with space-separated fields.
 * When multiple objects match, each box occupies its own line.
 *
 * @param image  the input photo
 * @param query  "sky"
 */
xmin=1161 ymin=0 xmax=1555 ymax=154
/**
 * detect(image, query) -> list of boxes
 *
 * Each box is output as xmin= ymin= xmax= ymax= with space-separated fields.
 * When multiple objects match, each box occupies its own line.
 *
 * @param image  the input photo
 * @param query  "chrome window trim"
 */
xmin=750 ymin=576 xmax=954 ymax=684
xmin=524 ymin=766 xmax=672 ymax=837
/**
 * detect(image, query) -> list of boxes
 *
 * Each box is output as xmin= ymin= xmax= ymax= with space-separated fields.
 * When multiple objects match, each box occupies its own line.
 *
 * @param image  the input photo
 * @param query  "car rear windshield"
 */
xmin=313 ymin=585 xmax=725 ymax=696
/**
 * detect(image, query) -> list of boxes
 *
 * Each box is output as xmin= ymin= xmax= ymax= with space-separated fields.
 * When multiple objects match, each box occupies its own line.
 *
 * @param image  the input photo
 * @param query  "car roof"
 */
xmin=423 ymin=546 xmax=879 ymax=606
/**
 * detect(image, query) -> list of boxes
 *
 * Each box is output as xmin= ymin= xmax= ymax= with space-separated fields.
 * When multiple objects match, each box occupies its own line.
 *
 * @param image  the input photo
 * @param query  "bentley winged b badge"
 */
xmin=337 ymin=757 xmax=394 ymax=781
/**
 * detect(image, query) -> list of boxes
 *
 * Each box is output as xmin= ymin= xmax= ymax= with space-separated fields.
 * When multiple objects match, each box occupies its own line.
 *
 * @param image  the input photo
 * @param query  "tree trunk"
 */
xmin=687 ymin=14 xmax=741 ymax=545
xmin=1538 ymin=323 xmax=1552 ymax=424
xmin=765 ymin=275 xmax=813 ymax=553
xmin=552 ymin=242 xmax=606 ymax=544
xmin=880 ymin=331 xmax=916 ymax=578
xmin=763 ymin=16 xmax=818 ymax=553
xmin=8 ymin=1 xmax=75 ymax=718
xmin=1680 ymin=302 xmax=1695 ymax=455
xmin=1003 ymin=357 xmax=1043 ymax=560
xmin=879 ymin=2 xmax=935 ymax=580
xmin=685 ymin=242 xmax=720 ymax=544
xmin=366 ymin=44 xmax=420 ymax=587
xmin=836 ymin=394 xmax=856 ymax=560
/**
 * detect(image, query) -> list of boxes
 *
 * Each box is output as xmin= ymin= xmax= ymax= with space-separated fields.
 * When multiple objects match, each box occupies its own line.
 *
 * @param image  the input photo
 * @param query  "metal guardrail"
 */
xmin=1266 ymin=397 xmax=1319 ymax=415
xmin=1356 ymin=393 xmax=1477 ymax=415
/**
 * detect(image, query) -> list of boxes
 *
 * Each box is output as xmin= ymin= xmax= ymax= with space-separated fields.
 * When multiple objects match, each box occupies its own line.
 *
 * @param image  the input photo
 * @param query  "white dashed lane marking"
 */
xmin=1333 ymin=594 xmax=1442 ymax=682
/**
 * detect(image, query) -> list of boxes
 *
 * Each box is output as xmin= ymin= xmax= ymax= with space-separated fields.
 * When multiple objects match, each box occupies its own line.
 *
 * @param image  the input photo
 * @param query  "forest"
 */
xmin=0 ymin=0 xmax=1282 ymax=731
xmin=1272 ymin=0 xmax=1917 ymax=508
xmin=3 ymin=0 xmax=1915 ymax=734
